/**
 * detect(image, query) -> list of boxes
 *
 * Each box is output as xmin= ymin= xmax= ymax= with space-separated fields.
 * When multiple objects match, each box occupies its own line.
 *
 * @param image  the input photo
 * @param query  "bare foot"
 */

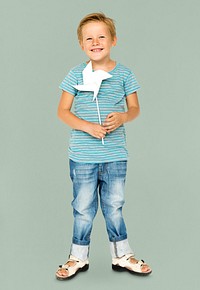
xmin=129 ymin=257 xmax=151 ymax=273
xmin=56 ymin=260 xmax=76 ymax=279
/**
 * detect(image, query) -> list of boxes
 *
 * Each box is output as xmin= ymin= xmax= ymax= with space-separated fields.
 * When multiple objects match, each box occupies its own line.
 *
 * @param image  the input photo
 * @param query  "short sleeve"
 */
xmin=124 ymin=71 xmax=141 ymax=96
xmin=59 ymin=70 xmax=78 ymax=96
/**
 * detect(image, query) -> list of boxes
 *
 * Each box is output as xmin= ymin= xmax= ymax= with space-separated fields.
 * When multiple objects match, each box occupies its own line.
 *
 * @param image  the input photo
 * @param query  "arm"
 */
xmin=57 ymin=90 xmax=107 ymax=139
xmin=103 ymin=92 xmax=140 ymax=133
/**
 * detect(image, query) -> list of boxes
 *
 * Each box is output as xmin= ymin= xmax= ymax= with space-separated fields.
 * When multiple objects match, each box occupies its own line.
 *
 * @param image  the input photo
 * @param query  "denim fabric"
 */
xmin=69 ymin=160 xmax=130 ymax=252
xmin=70 ymin=243 xmax=90 ymax=261
xmin=109 ymin=239 xmax=133 ymax=258
xmin=70 ymin=238 xmax=133 ymax=260
xmin=70 ymin=239 xmax=133 ymax=260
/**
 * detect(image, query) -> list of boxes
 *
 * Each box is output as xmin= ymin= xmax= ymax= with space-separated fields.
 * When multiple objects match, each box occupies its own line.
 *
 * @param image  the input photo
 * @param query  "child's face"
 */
xmin=80 ymin=21 xmax=117 ymax=62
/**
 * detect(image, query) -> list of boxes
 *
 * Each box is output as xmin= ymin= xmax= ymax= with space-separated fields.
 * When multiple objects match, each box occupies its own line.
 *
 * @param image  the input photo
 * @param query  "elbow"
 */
xmin=57 ymin=107 xmax=63 ymax=121
xmin=131 ymin=105 xmax=140 ymax=120
xmin=137 ymin=106 xmax=140 ymax=117
xmin=57 ymin=108 xmax=61 ymax=119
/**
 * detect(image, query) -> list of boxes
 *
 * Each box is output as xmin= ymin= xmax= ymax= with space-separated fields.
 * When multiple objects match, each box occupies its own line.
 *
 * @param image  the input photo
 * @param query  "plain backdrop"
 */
xmin=1 ymin=0 xmax=200 ymax=290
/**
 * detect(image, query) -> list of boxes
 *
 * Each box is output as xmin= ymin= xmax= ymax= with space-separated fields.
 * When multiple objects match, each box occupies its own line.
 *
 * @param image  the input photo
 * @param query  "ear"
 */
xmin=112 ymin=36 xmax=117 ymax=47
xmin=79 ymin=41 xmax=84 ymax=51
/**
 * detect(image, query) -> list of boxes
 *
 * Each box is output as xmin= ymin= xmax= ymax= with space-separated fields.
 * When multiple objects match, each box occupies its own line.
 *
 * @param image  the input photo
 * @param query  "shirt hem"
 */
xmin=68 ymin=156 xmax=128 ymax=163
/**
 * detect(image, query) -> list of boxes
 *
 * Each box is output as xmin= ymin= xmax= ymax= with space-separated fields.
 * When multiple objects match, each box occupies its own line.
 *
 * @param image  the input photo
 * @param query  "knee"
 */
xmin=72 ymin=199 xmax=98 ymax=220
xmin=100 ymin=198 xmax=125 ymax=218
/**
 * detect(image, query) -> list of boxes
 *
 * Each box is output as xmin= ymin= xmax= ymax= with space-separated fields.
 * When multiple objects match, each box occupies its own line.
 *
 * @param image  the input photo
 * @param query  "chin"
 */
xmin=89 ymin=55 xmax=107 ymax=62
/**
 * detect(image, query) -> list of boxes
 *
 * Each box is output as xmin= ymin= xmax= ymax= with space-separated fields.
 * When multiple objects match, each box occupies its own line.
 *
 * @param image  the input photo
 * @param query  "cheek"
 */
xmin=81 ymin=43 xmax=90 ymax=51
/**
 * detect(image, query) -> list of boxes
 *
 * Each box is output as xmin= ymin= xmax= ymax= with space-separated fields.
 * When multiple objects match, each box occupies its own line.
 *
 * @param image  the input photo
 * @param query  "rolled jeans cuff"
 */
xmin=110 ymin=239 xmax=134 ymax=258
xmin=70 ymin=243 xmax=89 ymax=261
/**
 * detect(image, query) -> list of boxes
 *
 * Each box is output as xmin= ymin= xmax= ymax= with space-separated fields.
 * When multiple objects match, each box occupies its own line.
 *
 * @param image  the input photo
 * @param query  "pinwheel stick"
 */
xmin=95 ymin=95 xmax=104 ymax=145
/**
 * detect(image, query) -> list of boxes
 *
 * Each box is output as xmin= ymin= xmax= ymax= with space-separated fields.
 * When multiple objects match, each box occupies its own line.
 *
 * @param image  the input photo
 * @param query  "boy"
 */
xmin=56 ymin=12 xmax=152 ymax=279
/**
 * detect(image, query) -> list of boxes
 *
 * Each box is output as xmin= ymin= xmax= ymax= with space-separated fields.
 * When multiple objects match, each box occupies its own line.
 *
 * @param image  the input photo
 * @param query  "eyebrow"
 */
xmin=84 ymin=33 xmax=106 ymax=38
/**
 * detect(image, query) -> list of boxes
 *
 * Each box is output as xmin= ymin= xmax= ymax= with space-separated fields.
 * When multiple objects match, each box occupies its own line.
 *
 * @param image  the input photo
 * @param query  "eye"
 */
xmin=99 ymin=35 xmax=105 ymax=39
xmin=86 ymin=37 xmax=92 ymax=41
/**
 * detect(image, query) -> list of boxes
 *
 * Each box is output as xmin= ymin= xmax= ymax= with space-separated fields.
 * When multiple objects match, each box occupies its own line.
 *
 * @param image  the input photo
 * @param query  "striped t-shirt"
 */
xmin=59 ymin=62 xmax=140 ymax=163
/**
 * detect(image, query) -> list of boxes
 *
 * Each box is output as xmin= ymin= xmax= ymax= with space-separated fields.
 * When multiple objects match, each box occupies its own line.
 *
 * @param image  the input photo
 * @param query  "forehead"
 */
xmin=81 ymin=21 xmax=110 ymax=36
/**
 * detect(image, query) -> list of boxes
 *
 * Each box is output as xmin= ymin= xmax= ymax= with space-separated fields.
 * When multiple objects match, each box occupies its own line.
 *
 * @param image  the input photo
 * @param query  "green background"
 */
xmin=1 ymin=0 xmax=200 ymax=289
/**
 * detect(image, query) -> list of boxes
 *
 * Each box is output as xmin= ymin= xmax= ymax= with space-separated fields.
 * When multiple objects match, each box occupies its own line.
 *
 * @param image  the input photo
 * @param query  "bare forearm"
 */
xmin=122 ymin=106 xmax=140 ymax=123
xmin=58 ymin=108 xmax=89 ymax=131
xmin=57 ymin=108 xmax=107 ymax=139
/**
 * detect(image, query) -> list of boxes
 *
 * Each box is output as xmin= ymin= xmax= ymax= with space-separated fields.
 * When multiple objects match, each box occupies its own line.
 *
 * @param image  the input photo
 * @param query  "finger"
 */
xmin=105 ymin=126 xmax=115 ymax=133
xmin=106 ymin=128 xmax=113 ymax=134
xmin=100 ymin=128 xmax=107 ymax=135
xmin=105 ymin=114 xmax=115 ymax=122
xmin=101 ymin=128 xmax=107 ymax=134
xmin=108 ymin=123 xmax=115 ymax=129
xmin=98 ymin=133 xmax=106 ymax=139
xmin=103 ymin=120 xmax=115 ymax=127
xmin=106 ymin=112 xmax=114 ymax=119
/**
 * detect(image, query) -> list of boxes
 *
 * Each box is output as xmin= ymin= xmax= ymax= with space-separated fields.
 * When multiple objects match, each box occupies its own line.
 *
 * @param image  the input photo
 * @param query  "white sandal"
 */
xmin=55 ymin=255 xmax=89 ymax=280
xmin=112 ymin=254 xmax=152 ymax=276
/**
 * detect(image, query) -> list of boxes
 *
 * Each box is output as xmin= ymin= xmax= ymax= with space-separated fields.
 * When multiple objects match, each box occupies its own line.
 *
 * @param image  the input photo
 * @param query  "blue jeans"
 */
xmin=69 ymin=160 xmax=133 ymax=260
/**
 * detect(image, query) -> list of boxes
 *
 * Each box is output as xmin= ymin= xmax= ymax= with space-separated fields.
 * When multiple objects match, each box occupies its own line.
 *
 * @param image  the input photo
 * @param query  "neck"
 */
xmin=89 ymin=59 xmax=116 ymax=72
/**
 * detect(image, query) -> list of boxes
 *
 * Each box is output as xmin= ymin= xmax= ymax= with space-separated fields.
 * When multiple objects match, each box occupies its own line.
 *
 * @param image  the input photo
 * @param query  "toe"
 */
xmin=56 ymin=268 xmax=69 ymax=278
xmin=141 ymin=264 xmax=151 ymax=273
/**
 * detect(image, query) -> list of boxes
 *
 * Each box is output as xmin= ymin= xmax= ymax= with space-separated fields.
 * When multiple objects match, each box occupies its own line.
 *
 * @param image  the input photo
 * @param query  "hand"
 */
xmin=103 ymin=112 xmax=125 ymax=133
xmin=85 ymin=123 xmax=107 ymax=139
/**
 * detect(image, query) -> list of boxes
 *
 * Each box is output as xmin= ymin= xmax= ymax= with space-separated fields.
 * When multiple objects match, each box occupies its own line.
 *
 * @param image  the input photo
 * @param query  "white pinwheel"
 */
xmin=73 ymin=61 xmax=112 ymax=144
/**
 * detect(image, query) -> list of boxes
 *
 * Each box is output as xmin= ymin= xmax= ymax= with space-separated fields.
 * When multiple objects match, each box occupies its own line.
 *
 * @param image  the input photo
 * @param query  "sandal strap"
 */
xmin=125 ymin=253 xmax=135 ymax=260
xmin=60 ymin=255 xmax=87 ymax=268
xmin=112 ymin=254 xmax=146 ymax=273
xmin=57 ymin=255 xmax=89 ymax=278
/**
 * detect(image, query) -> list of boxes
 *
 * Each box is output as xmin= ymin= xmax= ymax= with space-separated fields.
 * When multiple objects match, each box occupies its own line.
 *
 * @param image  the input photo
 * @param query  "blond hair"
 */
xmin=77 ymin=12 xmax=116 ymax=42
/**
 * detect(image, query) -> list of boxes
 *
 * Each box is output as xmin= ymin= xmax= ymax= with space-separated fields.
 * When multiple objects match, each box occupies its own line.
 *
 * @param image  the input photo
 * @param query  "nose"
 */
xmin=92 ymin=38 xmax=100 ymax=46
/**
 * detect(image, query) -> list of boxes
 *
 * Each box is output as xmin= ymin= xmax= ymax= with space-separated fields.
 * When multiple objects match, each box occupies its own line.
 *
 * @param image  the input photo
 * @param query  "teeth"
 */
xmin=92 ymin=49 xmax=102 ymax=52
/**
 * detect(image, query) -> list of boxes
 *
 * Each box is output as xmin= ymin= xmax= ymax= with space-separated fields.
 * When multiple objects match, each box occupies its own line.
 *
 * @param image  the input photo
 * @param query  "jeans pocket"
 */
xmin=107 ymin=161 xmax=127 ymax=178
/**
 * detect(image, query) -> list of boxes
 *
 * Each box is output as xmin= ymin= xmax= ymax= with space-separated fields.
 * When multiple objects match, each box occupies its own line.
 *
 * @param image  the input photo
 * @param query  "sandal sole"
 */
xmin=112 ymin=264 xmax=152 ymax=276
xmin=56 ymin=264 xmax=89 ymax=280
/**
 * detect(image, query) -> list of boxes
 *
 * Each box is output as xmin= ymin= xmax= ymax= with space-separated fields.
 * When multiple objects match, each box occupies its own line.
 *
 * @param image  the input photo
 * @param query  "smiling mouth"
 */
xmin=91 ymin=48 xmax=103 ymax=52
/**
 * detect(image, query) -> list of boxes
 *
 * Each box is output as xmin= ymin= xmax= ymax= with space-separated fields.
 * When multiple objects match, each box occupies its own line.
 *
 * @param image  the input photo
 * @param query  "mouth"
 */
xmin=91 ymin=48 xmax=103 ymax=52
